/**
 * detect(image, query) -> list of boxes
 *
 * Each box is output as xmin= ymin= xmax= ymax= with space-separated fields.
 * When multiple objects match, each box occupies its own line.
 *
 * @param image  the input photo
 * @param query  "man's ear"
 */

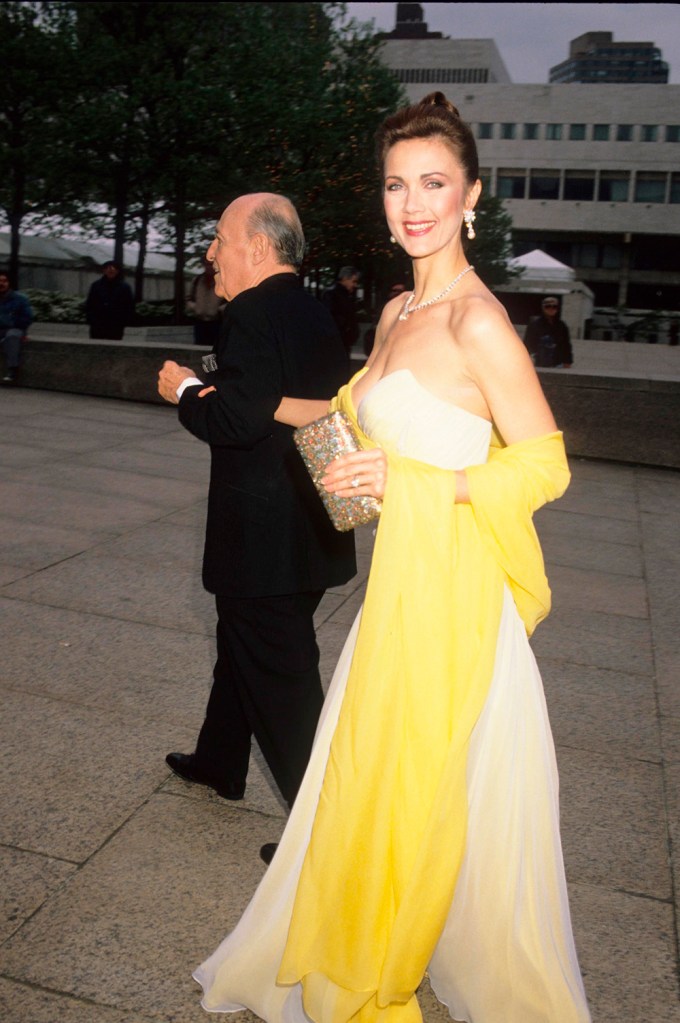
xmin=250 ymin=232 xmax=269 ymax=265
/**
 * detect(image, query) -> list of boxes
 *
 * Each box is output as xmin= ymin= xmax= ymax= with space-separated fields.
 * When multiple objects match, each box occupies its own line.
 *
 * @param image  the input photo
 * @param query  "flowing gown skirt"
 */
xmin=194 ymin=371 xmax=590 ymax=1023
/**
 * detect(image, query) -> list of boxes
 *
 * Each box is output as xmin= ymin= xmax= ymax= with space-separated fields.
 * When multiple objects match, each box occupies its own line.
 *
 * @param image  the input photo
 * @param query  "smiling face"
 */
xmin=383 ymin=136 xmax=480 ymax=260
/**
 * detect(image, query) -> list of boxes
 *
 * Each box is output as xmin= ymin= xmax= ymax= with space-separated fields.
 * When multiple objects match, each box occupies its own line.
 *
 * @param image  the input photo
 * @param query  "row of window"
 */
xmin=483 ymin=168 xmax=680 ymax=204
xmin=515 ymin=236 xmax=676 ymax=273
xmin=394 ymin=68 xmax=491 ymax=84
xmin=477 ymin=122 xmax=679 ymax=143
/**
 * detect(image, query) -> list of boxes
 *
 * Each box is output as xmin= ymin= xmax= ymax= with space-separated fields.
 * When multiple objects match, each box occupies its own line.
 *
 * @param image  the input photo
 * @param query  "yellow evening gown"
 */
xmin=193 ymin=367 xmax=591 ymax=1023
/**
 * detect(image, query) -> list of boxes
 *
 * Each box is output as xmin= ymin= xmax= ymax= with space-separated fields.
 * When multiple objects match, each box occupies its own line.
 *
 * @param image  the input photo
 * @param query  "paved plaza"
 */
xmin=0 ymin=384 xmax=678 ymax=1022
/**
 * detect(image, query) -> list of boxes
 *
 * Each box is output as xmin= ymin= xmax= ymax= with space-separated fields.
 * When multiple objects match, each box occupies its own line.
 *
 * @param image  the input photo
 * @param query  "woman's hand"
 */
xmin=321 ymin=448 xmax=387 ymax=499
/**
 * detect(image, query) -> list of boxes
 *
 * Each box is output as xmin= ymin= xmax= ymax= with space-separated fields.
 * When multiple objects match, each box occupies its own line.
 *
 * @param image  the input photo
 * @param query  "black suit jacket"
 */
xmin=178 ymin=273 xmax=356 ymax=597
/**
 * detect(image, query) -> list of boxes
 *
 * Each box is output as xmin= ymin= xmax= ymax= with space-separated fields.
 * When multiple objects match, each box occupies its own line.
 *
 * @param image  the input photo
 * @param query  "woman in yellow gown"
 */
xmin=194 ymin=93 xmax=591 ymax=1023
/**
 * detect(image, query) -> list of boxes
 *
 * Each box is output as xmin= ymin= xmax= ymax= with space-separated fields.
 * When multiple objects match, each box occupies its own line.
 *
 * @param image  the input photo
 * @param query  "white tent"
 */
xmin=495 ymin=249 xmax=594 ymax=339
xmin=508 ymin=249 xmax=576 ymax=285
xmin=0 ymin=232 xmax=188 ymax=301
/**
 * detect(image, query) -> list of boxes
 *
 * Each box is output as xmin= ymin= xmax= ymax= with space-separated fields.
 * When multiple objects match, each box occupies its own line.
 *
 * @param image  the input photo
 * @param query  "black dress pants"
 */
xmin=194 ymin=590 xmax=325 ymax=807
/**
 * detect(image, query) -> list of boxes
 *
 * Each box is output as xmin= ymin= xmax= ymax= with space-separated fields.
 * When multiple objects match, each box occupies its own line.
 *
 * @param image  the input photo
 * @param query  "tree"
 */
xmin=64 ymin=2 xmax=233 ymax=310
xmin=0 ymin=1 xmax=405 ymax=311
xmin=0 ymin=2 xmax=74 ymax=285
xmin=463 ymin=192 xmax=521 ymax=288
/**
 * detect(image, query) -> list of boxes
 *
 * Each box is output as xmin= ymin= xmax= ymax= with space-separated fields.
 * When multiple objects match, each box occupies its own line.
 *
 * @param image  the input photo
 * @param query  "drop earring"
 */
xmin=463 ymin=209 xmax=476 ymax=240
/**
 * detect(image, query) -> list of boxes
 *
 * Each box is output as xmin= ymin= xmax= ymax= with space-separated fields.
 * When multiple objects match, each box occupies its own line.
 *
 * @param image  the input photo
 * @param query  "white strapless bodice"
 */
xmin=357 ymin=369 xmax=492 ymax=470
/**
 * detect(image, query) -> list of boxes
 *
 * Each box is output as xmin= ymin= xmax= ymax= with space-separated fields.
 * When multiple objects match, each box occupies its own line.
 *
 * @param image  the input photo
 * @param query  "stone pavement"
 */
xmin=0 ymin=386 xmax=678 ymax=1023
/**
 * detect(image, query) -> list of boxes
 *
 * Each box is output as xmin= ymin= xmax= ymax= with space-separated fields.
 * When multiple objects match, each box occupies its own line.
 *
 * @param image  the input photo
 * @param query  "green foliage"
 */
xmin=24 ymin=289 xmax=86 ymax=323
xmin=134 ymin=300 xmax=175 ymax=324
xmin=463 ymin=193 xmax=521 ymax=288
xmin=0 ymin=2 xmax=77 ymax=282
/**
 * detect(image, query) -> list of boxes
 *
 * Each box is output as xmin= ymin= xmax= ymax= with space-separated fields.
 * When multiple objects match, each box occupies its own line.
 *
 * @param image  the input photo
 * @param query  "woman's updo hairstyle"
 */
xmin=376 ymin=91 xmax=479 ymax=186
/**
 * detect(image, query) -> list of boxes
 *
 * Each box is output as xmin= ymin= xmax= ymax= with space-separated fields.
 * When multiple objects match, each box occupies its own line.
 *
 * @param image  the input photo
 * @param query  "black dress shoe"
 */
xmin=259 ymin=842 xmax=278 ymax=865
xmin=165 ymin=752 xmax=245 ymax=800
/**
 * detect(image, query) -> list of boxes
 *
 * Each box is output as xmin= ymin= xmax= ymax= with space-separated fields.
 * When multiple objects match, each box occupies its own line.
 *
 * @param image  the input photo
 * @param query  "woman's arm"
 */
xmin=461 ymin=300 xmax=557 ymax=444
xmin=274 ymin=397 xmax=331 ymax=427
xmin=453 ymin=298 xmax=559 ymax=504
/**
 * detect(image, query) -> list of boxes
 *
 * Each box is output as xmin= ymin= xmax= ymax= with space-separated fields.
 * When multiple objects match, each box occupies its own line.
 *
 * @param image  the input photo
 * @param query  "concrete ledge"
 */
xmin=539 ymin=369 xmax=679 ymax=469
xmin=18 ymin=336 xmax=207 ymax=404
xmin=12 ymin=336 xmax=680 ymax=469
xmin=28 ymin=323 xmax=195 ymax=343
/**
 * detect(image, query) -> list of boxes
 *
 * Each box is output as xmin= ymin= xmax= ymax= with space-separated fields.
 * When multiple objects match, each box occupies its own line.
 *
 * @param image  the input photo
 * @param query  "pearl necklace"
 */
xmin=398 ymin=264 xmax=474 ymax=321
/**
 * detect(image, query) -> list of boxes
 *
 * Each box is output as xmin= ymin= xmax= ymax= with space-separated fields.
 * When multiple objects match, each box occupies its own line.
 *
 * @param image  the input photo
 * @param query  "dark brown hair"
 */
xmin=375 ymin=91 xmax=479 ymax=186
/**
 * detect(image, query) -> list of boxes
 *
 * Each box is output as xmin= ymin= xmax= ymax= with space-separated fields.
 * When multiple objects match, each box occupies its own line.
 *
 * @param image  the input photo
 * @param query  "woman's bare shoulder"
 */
xmin=451 ymin=288 xmax=517 ymax=348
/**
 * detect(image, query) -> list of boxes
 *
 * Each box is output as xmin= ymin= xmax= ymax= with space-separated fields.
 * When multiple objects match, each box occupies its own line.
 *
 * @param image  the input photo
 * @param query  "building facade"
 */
xmin=377 ymin=12 xmax=680 ymax=320
xmin=549 ymin=32 xmax=669 ymax=84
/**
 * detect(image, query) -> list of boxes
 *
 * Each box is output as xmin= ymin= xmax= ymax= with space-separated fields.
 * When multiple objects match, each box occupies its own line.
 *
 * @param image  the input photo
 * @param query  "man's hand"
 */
xmin=158 ymin=360 xmax=196 ymax=404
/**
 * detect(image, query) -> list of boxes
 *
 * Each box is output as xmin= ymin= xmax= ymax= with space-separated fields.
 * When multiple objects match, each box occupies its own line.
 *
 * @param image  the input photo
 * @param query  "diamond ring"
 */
xmin=351 ymin=475 xmax=360 ymax=488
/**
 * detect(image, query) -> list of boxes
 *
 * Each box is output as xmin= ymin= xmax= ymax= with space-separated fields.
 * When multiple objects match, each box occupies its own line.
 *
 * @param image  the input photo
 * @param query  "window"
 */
xmin=569 ymin=123 xmax=586 ymax=140
xmin=634 ymin=172 xmax=666 ymax=202
xmin=479 ymin=168 xmax=492 ymax=192
xmin=593 ymin=124 xmax=610 ymax=141
xmin=500 ymin=122 xmax=516 ymax=140
xmin=545 ymin=123 xmax=562 ymax=140
xmin=598 ymin=171 xmax=630 ymax=202
xmin=671 ymin=173 xmax=680 ymax=203
xmin=601 ymin=245 xmax=622 ymax=269
xmin=631 ymin=236 xmax=678 ymax=274
xmin=478 ymin=122 xmax=494 ymax=139
xmin=641 ymin=124 xmax=658 ymax=142
xmin=496 ymin=169 xmax=526 ymax=199
xmin=616 ymin=124 xmax=633 ymax=141
xmin=666 ymin=125 xmax=680 ymax=143
xmin=573 ymin=244 xmax=598 ymax=268
xmin=523 ymin=123 xmax=539 ymax=140
xmin=563 ymin=170 xmax=595 ymax=201
xmin=529 ymin=171 xmax=560 ymax=200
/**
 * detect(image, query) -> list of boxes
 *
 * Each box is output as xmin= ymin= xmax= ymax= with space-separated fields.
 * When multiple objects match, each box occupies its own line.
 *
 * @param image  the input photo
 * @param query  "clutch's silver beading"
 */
xmin=294 ymin=411 xmax=382 ymax=532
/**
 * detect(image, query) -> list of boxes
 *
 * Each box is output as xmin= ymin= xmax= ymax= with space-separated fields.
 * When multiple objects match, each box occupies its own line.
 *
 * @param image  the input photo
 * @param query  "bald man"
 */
xmin=159 ymin=194 xmax=355 ymax=811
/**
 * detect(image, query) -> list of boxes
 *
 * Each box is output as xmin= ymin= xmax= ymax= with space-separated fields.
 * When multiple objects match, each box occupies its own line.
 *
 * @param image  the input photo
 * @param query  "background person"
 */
xmin=523 ymin=295 xmax=573 ymax=368
xmin=321 ymin=266 xmax=360 ymax=357
xmin=0 ymin=270 xmax=33 ymax=385
xmin=186 ymin=256 xmax=225 ymax=345
xmin=85 ymin=260 xmax=135 ymax=340
xmin=158 ymin=192 xmax=355 ymax=814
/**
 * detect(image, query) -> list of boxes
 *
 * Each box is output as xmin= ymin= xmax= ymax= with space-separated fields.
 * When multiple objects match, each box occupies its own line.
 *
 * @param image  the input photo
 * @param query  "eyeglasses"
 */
xmin=543 ymin=303 xmax=558 ymax=309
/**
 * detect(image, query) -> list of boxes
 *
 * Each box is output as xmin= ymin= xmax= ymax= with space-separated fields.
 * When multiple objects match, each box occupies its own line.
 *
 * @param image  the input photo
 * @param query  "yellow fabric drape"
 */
xmin=277 ymin=375 xmax=570 ymax=1023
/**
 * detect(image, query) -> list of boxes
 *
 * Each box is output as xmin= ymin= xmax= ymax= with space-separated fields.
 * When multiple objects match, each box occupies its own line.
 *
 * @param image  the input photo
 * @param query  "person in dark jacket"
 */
xmin=321 ymin=266 xmax=360 ymax=357
xmin=0 ymin=270 xmax=33 ymax=385
xmin=523 ymin=296 xmax=573 ymax=368
xmin=158 ymin=193 xmax=355 ymax=812
xmin=85 ymin=260 xmax=135 ymax=340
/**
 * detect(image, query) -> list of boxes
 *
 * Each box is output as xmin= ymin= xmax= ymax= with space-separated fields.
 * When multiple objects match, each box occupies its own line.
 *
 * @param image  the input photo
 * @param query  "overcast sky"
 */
xmin=345 ymin=3 xmax=679 ymax=84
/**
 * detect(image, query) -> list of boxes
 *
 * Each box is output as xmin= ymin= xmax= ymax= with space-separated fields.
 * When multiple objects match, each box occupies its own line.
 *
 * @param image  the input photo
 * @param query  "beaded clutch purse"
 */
xmin=294 ymin=411 xmax=382 ymax=532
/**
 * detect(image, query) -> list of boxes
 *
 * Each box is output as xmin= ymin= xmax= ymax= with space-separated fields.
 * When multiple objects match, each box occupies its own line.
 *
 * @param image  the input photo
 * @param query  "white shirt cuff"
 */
xmin=177 ymin=376 xmax=204 ymax=399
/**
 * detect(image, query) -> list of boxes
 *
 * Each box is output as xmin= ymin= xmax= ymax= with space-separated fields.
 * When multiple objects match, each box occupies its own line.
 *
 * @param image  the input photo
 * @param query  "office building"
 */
xmin=376 ymin=2 xmax=511 ymax=86
xmin=550 ymin=32 xmax=669 ymax=84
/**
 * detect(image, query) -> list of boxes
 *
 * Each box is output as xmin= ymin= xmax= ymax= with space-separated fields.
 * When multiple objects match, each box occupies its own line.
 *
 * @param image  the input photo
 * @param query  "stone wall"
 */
xmin=17 ymin=335 xmax=204 ymax=405
xmin=539 ymin=370 xmax=679 ymax=469
xmin=11 ymin=335 xmax=680 ymax=470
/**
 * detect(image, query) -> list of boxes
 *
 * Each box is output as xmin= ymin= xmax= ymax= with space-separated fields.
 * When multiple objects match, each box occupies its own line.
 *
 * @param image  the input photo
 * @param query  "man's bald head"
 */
xmin=243 ymin=194 xmax=305 ymax=271
xmin=207 ymin=193 xmax=305 ymax=300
